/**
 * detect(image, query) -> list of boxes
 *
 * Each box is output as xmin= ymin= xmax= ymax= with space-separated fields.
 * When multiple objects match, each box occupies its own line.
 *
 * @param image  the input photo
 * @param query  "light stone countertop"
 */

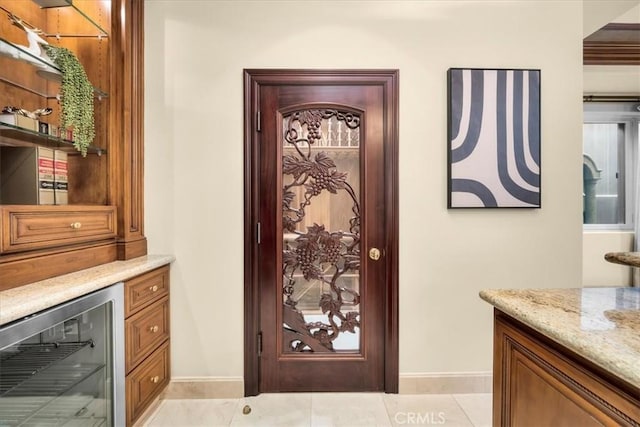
xmin=0 ymin=254 xmax=175 ymax=326
xmin=605 ymin=251 xmax=640 ymax=268
xmin=480 ymin=287 xmax=640 ymax=391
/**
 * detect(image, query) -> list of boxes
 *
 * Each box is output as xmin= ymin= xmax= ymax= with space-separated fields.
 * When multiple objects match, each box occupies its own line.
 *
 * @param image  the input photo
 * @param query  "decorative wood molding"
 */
xmin=110 ymin=0 xmax=147 ymax=259
xmin=0 ymin=243 xmax=117 ymax=291
xmin=117 ymin=237 xmax=148 ymax=260
xmin=584 ymin=23 xmax=640 ymax=65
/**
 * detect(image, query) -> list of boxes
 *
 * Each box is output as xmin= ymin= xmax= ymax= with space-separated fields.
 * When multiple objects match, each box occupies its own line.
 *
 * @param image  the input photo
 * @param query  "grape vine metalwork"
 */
xmin=282 ymin=109 xmax=361 ymax=353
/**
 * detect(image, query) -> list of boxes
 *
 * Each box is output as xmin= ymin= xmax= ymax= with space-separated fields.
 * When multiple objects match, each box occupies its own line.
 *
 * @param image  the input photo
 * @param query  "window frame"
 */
xmin=583 ymin=102 xmax=640 ymax=231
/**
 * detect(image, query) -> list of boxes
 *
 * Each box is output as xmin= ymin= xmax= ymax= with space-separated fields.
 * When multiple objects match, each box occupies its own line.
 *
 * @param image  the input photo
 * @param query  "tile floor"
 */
xmin=143 ymin=393 xmax=492 ymax=426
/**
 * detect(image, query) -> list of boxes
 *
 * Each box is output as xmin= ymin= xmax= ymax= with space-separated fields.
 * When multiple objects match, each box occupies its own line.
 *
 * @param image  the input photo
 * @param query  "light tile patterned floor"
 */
xmin=143 ymin=393 xmax=492 ymax=427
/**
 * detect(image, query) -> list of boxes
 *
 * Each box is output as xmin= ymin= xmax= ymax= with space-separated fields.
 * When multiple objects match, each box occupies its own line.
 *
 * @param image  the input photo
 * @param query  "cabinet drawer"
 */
xmin=0 ymin=205 xmax=117 ymax=254
xmin=126 ymin=341 xmax=170 ymax=426
xmin=125 ymin=266 xmax=169 ymax=317
xmin=126 ymin=297 xmax=170 ymax=373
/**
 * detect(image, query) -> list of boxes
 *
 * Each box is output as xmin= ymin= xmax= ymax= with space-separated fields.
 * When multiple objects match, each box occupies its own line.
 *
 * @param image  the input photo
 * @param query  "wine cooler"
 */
xmin=0 ymin=284 xmax=125 ymax=426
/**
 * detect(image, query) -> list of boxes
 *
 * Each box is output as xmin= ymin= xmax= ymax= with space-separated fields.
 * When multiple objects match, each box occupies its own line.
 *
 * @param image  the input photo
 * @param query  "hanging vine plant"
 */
xmin=41 ymin=44 xmax=95 ymax=157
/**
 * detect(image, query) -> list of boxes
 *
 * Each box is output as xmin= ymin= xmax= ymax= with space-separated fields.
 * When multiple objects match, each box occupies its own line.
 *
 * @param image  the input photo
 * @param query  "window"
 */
xmin=583 ymin=101 xmax=640 ymax=228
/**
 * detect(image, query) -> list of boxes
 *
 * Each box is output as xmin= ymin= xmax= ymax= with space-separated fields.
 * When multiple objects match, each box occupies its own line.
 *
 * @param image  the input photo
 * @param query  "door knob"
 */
xmin=369 ymin=247 xmax=381 ymax=261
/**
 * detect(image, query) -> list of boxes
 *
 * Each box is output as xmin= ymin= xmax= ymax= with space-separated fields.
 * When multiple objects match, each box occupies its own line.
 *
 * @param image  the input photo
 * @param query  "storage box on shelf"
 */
xmin=0 ymin=0 xmax=146 ymax=290
xmin=124 ymin=265 xmax=171 ymax=426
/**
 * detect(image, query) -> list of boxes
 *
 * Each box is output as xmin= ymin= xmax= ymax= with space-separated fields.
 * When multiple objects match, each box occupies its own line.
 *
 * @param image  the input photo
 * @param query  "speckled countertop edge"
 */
xmin=480 ymin=288 xmax=640 ymax=391
xmin=0 ymin=254 xmax=175 ymax=326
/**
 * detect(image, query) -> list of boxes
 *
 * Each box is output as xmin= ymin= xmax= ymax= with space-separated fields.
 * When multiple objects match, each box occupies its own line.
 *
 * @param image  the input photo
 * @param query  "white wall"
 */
xmin=144 ymin=1 xmax=583 ymax=379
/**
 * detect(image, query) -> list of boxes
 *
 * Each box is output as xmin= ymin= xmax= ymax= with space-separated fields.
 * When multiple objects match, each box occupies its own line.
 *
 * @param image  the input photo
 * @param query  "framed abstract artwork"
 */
xmin=447 ymin=68 xmax=541 ymax=208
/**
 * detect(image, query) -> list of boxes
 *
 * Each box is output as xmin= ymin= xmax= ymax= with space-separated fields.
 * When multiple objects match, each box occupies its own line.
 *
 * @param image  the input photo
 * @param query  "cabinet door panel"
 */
xmin=494 ymin=312 xmax=640 ymax=426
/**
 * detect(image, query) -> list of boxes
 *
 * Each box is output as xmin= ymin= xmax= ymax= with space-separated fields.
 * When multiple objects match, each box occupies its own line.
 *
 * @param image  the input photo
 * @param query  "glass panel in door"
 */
xmin=281 ymin=109 xmax=361 ymax=353
xmin=0 ymin=302 xmax=114 ymax=426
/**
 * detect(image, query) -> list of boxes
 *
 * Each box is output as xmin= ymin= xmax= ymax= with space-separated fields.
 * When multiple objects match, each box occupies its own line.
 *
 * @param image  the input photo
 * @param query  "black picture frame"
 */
xmin=447 ymin=68 xmax=541 ymax=208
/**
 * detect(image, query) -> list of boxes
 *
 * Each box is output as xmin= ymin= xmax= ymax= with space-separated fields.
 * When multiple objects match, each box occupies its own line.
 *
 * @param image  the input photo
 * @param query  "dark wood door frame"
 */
xmin=243 ymin=69 xmax=399 ymax=396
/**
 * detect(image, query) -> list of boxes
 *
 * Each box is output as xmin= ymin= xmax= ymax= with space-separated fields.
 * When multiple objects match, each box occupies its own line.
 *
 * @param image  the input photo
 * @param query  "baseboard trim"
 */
xmin=161 ymin=377 xmax=244 ymax=399
xmin=399 ymin=372 xmax=493 ymax=394
xmin=160 ymin=373 xmax=490 ymax=398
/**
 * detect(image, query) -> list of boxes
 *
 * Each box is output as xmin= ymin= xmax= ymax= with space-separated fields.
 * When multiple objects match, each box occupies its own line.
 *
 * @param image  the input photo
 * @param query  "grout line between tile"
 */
xmin=451 ymin=394 xmax=476 ymax=427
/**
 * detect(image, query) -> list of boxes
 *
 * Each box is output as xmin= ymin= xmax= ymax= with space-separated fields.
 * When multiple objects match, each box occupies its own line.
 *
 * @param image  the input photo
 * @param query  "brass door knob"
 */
xmin=150 ymin=376 xmax=160 ymax=383
xmin=70 ymin=222 xmax=82 ymax=229
xmin=369 ymin=247 xmax=381 ymax=261
xmin=149 ymin=285 xmax=159 ymax=292
xmin=149 ymin=325 xmax=159 ymax=333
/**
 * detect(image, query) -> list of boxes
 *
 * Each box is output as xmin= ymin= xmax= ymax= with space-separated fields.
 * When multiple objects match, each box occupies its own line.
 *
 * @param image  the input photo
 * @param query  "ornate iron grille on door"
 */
xmin=281 ymin=109 xmax=362 ymax=353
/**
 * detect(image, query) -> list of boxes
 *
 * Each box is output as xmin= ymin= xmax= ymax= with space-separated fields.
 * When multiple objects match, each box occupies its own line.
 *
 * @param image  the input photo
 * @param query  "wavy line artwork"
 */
xmin=448 ymin=68 xmax=541 ymax=208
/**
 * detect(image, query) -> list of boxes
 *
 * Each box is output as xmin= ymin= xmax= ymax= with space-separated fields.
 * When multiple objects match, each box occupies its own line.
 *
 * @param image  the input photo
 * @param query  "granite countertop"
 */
xmin=480 ymin=287 xmax=640 ymax=391
xmin=0 ymin=254 xmax=175 ymax=326
xmin=604 ymin=251 xmax=640 ymax=268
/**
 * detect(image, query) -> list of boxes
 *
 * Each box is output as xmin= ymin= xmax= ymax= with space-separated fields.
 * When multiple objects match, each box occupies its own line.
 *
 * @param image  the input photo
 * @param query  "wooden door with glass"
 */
xmin=244 ymin=70 xmax=399 ymax=394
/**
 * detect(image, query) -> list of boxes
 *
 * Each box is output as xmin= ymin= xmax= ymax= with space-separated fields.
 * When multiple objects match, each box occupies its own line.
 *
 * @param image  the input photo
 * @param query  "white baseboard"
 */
xmin=399 ymin=372 xmax=493 ymax=394
xmin=161 ymin=377 xmax=244 ymax=399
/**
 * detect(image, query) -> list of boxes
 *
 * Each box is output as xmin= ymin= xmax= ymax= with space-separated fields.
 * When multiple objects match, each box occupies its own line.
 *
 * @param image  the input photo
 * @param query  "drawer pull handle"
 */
xmin=70 ymin=222 xmax=82 ymax=229
xmin=150 ymin=285 xmax=159 ymax=292
xmin=149 ymin=325 xmax=159 ymax=333
xmin=150 ymin=376 xmax=160 ymax=384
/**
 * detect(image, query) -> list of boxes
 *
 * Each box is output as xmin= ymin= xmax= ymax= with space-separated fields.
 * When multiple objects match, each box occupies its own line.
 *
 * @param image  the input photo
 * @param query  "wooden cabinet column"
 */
xmin=110 ymin=0 xmax=147 ymax=260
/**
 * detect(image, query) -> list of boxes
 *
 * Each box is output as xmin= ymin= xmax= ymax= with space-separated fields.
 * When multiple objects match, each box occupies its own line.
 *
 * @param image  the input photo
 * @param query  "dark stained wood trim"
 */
xmin=384 ymin=70 xmax=400 ymax=393
xmin=243 ymin=70 xmax=261 ymax=397
xmin=584 ymin=43 xmax=640 ymax=65
xmin=0 ymin=242 xmax=117 ymax=291
xmin=243 ymin=69 xmax=399 ymax=396
xmin=584 ymin=23 xmax=640 ymax=65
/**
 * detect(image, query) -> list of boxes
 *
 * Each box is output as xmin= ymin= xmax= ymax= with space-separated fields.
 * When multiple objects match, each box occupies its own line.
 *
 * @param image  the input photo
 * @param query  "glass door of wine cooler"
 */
xmin=0 ymin=284 xmax=124 ymax=427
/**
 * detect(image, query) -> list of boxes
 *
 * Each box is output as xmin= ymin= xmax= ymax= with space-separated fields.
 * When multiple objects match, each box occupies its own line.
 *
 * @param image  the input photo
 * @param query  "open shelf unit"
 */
xmin=0 ymin=121 xmax=105 ymax=155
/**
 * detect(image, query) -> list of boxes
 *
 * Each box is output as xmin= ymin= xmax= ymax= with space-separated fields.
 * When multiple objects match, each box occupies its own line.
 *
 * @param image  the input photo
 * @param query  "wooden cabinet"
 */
xmin=125 ymin=265 xmax=170 ymax=426
xmin=493 ymin=310 xmax=640 ymax=426
xmin=0 ymin=205 xmax=117 ymax=253
xmin=0 ymin=0 xmax=146 ymax=291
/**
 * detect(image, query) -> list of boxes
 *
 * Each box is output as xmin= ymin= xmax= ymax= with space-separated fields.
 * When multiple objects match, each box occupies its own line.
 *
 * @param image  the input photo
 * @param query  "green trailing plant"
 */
xmin=41 ymin=44 xmax=95 ymax=157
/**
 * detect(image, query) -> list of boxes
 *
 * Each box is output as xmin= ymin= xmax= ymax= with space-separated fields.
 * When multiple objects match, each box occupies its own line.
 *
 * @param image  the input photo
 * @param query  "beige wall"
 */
xmin=582 ymin=63 xmax=640 ymax=286
xmin=144 ymin=1 xmax=583 ymax=379
xmin=583 ymin=231 xmax=633 ymax=286
xmin=584 ymin=65 xmax=640 ymax=94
